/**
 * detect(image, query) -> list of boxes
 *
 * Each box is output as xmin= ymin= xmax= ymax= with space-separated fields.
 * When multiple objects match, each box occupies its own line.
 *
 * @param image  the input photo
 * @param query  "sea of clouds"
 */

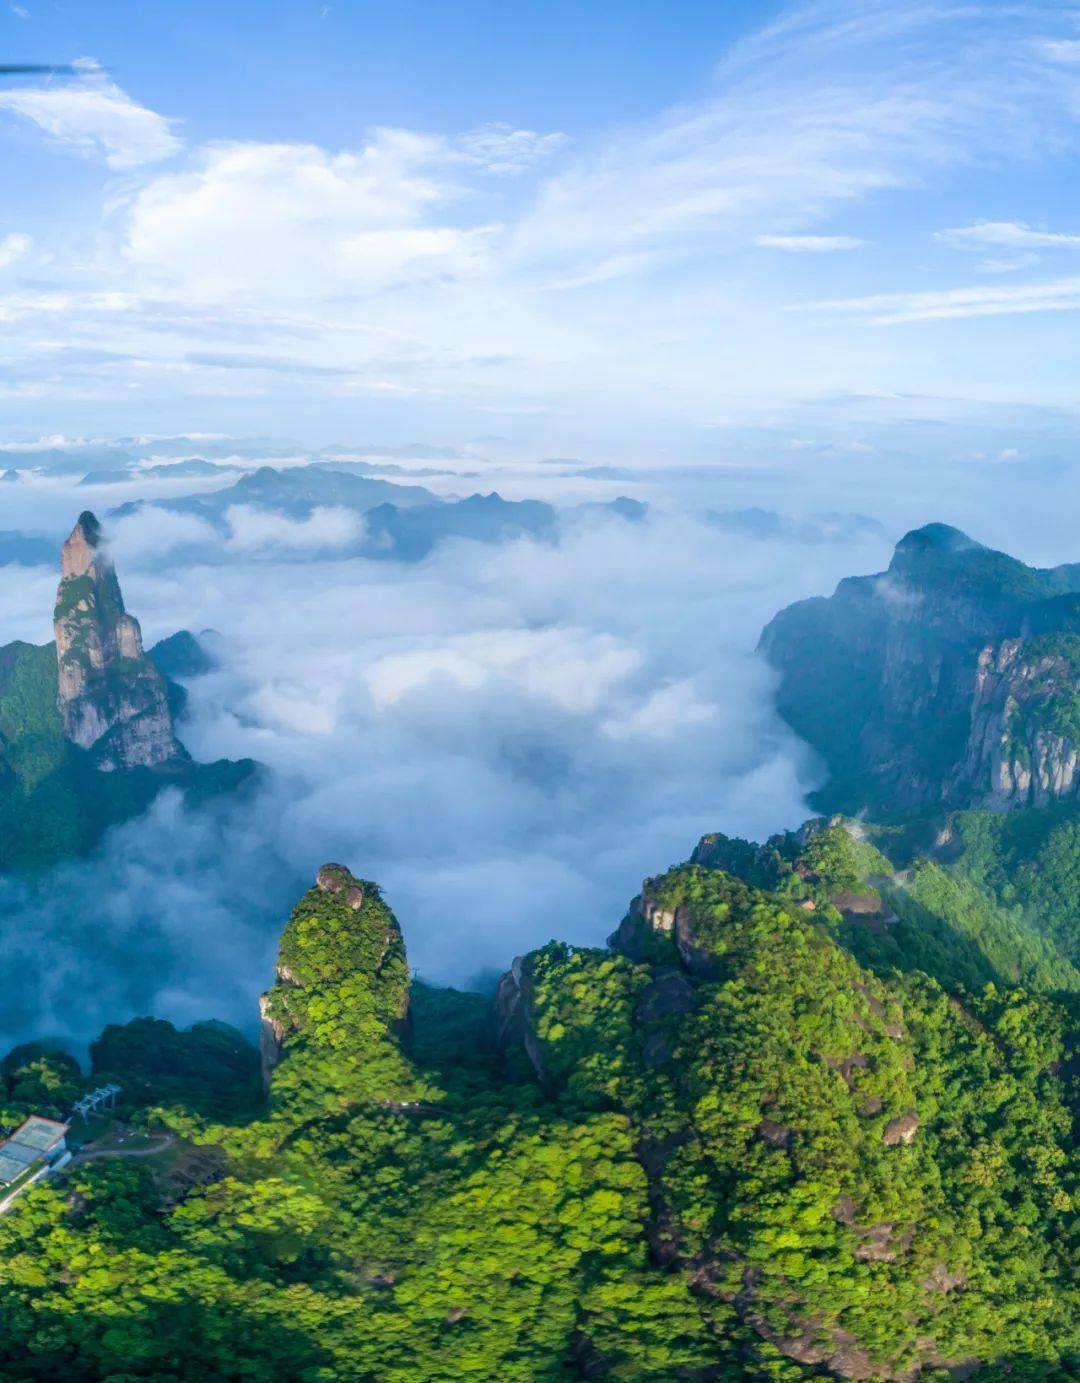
xmin=8 ymin=437 xmax=1080 ymax=1055
xmin=0 ymin=473 xmax=901 ymax=1053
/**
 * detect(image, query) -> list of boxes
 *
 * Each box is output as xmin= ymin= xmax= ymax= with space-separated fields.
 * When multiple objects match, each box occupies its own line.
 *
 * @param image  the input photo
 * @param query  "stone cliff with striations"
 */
xmin=0 ymin=511 xmax=252 ymax=871
xmin=760 ymin=522 xmax=1080 ymax=815
xmin=53 ymin=511 xmax=187 ymax=771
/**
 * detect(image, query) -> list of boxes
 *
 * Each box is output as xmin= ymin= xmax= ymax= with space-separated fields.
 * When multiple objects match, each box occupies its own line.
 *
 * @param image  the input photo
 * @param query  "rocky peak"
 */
xmin=315 ymin=862 xmax=365 ymax=909
xmin=760 ymin=523 xmax=1080 ymax=815
xmin=53 ymin=511 xmax=186 ymax=771
xmin=61 ymin=510 xmax=107 ymax=579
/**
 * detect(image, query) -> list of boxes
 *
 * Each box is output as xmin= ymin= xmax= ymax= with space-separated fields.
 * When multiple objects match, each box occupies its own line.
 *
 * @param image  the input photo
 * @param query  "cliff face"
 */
xmin=950 ymin=637 xmax=1080 ymax=808
xmin=760 ymin=523 xmax=1080 ymax=815
xmin=53 ymin=512 xmax=186 ymax=771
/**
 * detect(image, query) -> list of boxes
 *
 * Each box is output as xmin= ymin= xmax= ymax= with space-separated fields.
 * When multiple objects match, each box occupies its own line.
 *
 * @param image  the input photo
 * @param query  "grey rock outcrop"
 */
xmin=882 ymin=1111 xmax=919 ymax=1145
xmin=951 ymin=639 xmax=1080 ymax=808
xmin=258 ymin=993 xmax=286 ymax=1089
xmin=760 ymin=523 xmax=1080 ymax=815
xmin=608 ymin=878 xmax=723 ymax=979
xmin=53 ymin=512 xmax=187 ymax=771
xmin=492 ymin=955 xmax=549 ymax=1085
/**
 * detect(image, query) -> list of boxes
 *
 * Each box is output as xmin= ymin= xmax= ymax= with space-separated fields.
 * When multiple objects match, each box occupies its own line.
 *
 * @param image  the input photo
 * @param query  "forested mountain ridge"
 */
xmin=0 ymin=855 xmax=1073 ymax=1380
xmin=0 ymin=512 xmax=251 ymax=870
xmin=760 ymin=523 xmax=1080 ymax=816
xmin=0 ymin=518 xmax=1077 ymax=1379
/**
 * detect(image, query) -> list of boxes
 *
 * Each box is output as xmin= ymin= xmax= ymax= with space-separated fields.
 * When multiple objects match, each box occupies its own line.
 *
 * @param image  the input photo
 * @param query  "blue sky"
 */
xmin=3 ymin=0 xmax=1080 ymax=460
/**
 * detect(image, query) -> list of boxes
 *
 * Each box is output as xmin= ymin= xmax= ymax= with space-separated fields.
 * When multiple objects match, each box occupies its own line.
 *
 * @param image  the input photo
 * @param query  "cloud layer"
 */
xmin=1 ymin=2 xmax=1080 ymax=443
xmin=0 ymin=499 xmax=895 ymax=1051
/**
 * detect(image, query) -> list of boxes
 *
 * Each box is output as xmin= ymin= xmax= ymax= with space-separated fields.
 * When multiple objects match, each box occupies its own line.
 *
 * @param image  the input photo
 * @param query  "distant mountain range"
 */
xmin=107 ymin=464 xmax=645 ymax=562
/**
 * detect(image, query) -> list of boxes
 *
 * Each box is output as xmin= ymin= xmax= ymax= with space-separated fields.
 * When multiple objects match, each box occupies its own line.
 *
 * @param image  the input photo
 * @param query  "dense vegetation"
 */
xmin=0 ymin=519 xmax=1076 ymax=1379
xmin=0 ymin=856 xmax=1073 ymax=1380
xmin=0 ymin=634 xmax=251 ymax=871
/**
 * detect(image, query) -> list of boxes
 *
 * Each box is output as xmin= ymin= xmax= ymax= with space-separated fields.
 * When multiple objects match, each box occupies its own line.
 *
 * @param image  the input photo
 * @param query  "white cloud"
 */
xmin=4 ymin=2 xmax=1080 ymax=431
xmin=756 ymin=233 xmax=865 ymax=251
xmin=939 ymin=220 xmax=1080 ymax=250
xmin=814 ymin=275 xmax=1080 ymax=323
xmin=455 ymin=123 xmax=566 ymax=175
xmin=602 ymin=679 xmax=717 ymax=739
xmin=364 ymin=628 xmax=638 ymax=717
xmin=109 ymin=509 xmax=218 ymax=563
xmin=1034 ymin=39 xmax=1080 ymax=65
xmin=118 ymin=506 xmax=839 ymax=993
xmin=0 ymin=69 xmax=181 ymax=168
xmin=979 ymin=254 xmax=1041 ymax=274
xmin=123 ymin=137 xmax=496 ymax=299
xmin=224 ymin=504 xmax=363 ymax=552
xmin=0 ymin=232 xmax=31 ymax=269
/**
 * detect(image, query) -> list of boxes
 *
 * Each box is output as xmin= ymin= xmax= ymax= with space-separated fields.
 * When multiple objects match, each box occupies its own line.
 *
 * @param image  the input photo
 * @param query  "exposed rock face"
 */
xmin=54 ymin=512 xmax=187 ymax=771
xmin=608 ymin=878 xmax=724 ymax=979
xmin=258 ymin=993 xmax=286 ymax=1089
xmin=760 ymin=523 xmax=1080 ymax=815
xmin=493 ymin=955 xmax=548 ymax=1085
xmin=606 ymin=885 xmax=675 ymax=962
xmin=882 ymin=1111 xmax=920 ymax=1145
xmin=315 ymin=862 xmax=365 ymax=909
xmin=951 ymin=638 xmax=1080 ymax=808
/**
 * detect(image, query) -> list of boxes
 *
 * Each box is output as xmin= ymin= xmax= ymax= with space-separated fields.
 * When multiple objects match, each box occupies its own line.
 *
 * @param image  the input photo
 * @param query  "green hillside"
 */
xmin=0 ymin=860 xmax=1073 ymax=1380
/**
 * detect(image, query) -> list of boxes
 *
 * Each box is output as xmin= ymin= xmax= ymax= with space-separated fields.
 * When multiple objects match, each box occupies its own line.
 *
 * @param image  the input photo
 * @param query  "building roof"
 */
xmin=0 ymin=1116 xmax=70 ymax=1186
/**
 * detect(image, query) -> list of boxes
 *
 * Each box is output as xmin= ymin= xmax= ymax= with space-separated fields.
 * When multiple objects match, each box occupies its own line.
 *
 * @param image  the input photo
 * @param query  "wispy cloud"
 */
xmin=1033 ymin=38 xmax=1080 ymax=65
xmin=815 ymin=275 xmax=1080 ymax=324
xmin=0 ymin=232 xmax=30 ymax=269
xmin=977 ymin=253 xmax=1040 ymax=274
xmin=455 ymin=123 xmax=566 ymax=176
xmin=0 ymin=65 xmax=181 ymax=168
xmin=939 ymin=220 xmax=1080 ymax=250
xmin=756 ymin=233 xmax=865 ymax=251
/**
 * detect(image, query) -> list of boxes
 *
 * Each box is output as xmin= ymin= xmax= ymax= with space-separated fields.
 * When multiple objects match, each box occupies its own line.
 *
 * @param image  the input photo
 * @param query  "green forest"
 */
xmin=0 ymin=842 xmax=1074 ymax=1381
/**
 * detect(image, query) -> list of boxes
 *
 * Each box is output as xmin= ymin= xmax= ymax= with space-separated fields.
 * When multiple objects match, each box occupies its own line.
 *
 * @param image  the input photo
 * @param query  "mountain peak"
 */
xmin=891 ymin=522 xmax=984 ymax=564
xmin=60 ymin=510 xmax=110 ymax=581
xmin=54 ymin=513 xmax=187 ymax=771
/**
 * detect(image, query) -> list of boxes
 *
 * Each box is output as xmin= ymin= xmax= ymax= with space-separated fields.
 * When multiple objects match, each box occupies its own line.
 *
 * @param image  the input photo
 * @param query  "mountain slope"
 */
xmin=760 ymin=524 xmax=1080 ymax=816
xmin=0 ymin=858 xmax=1073 ymax=1380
